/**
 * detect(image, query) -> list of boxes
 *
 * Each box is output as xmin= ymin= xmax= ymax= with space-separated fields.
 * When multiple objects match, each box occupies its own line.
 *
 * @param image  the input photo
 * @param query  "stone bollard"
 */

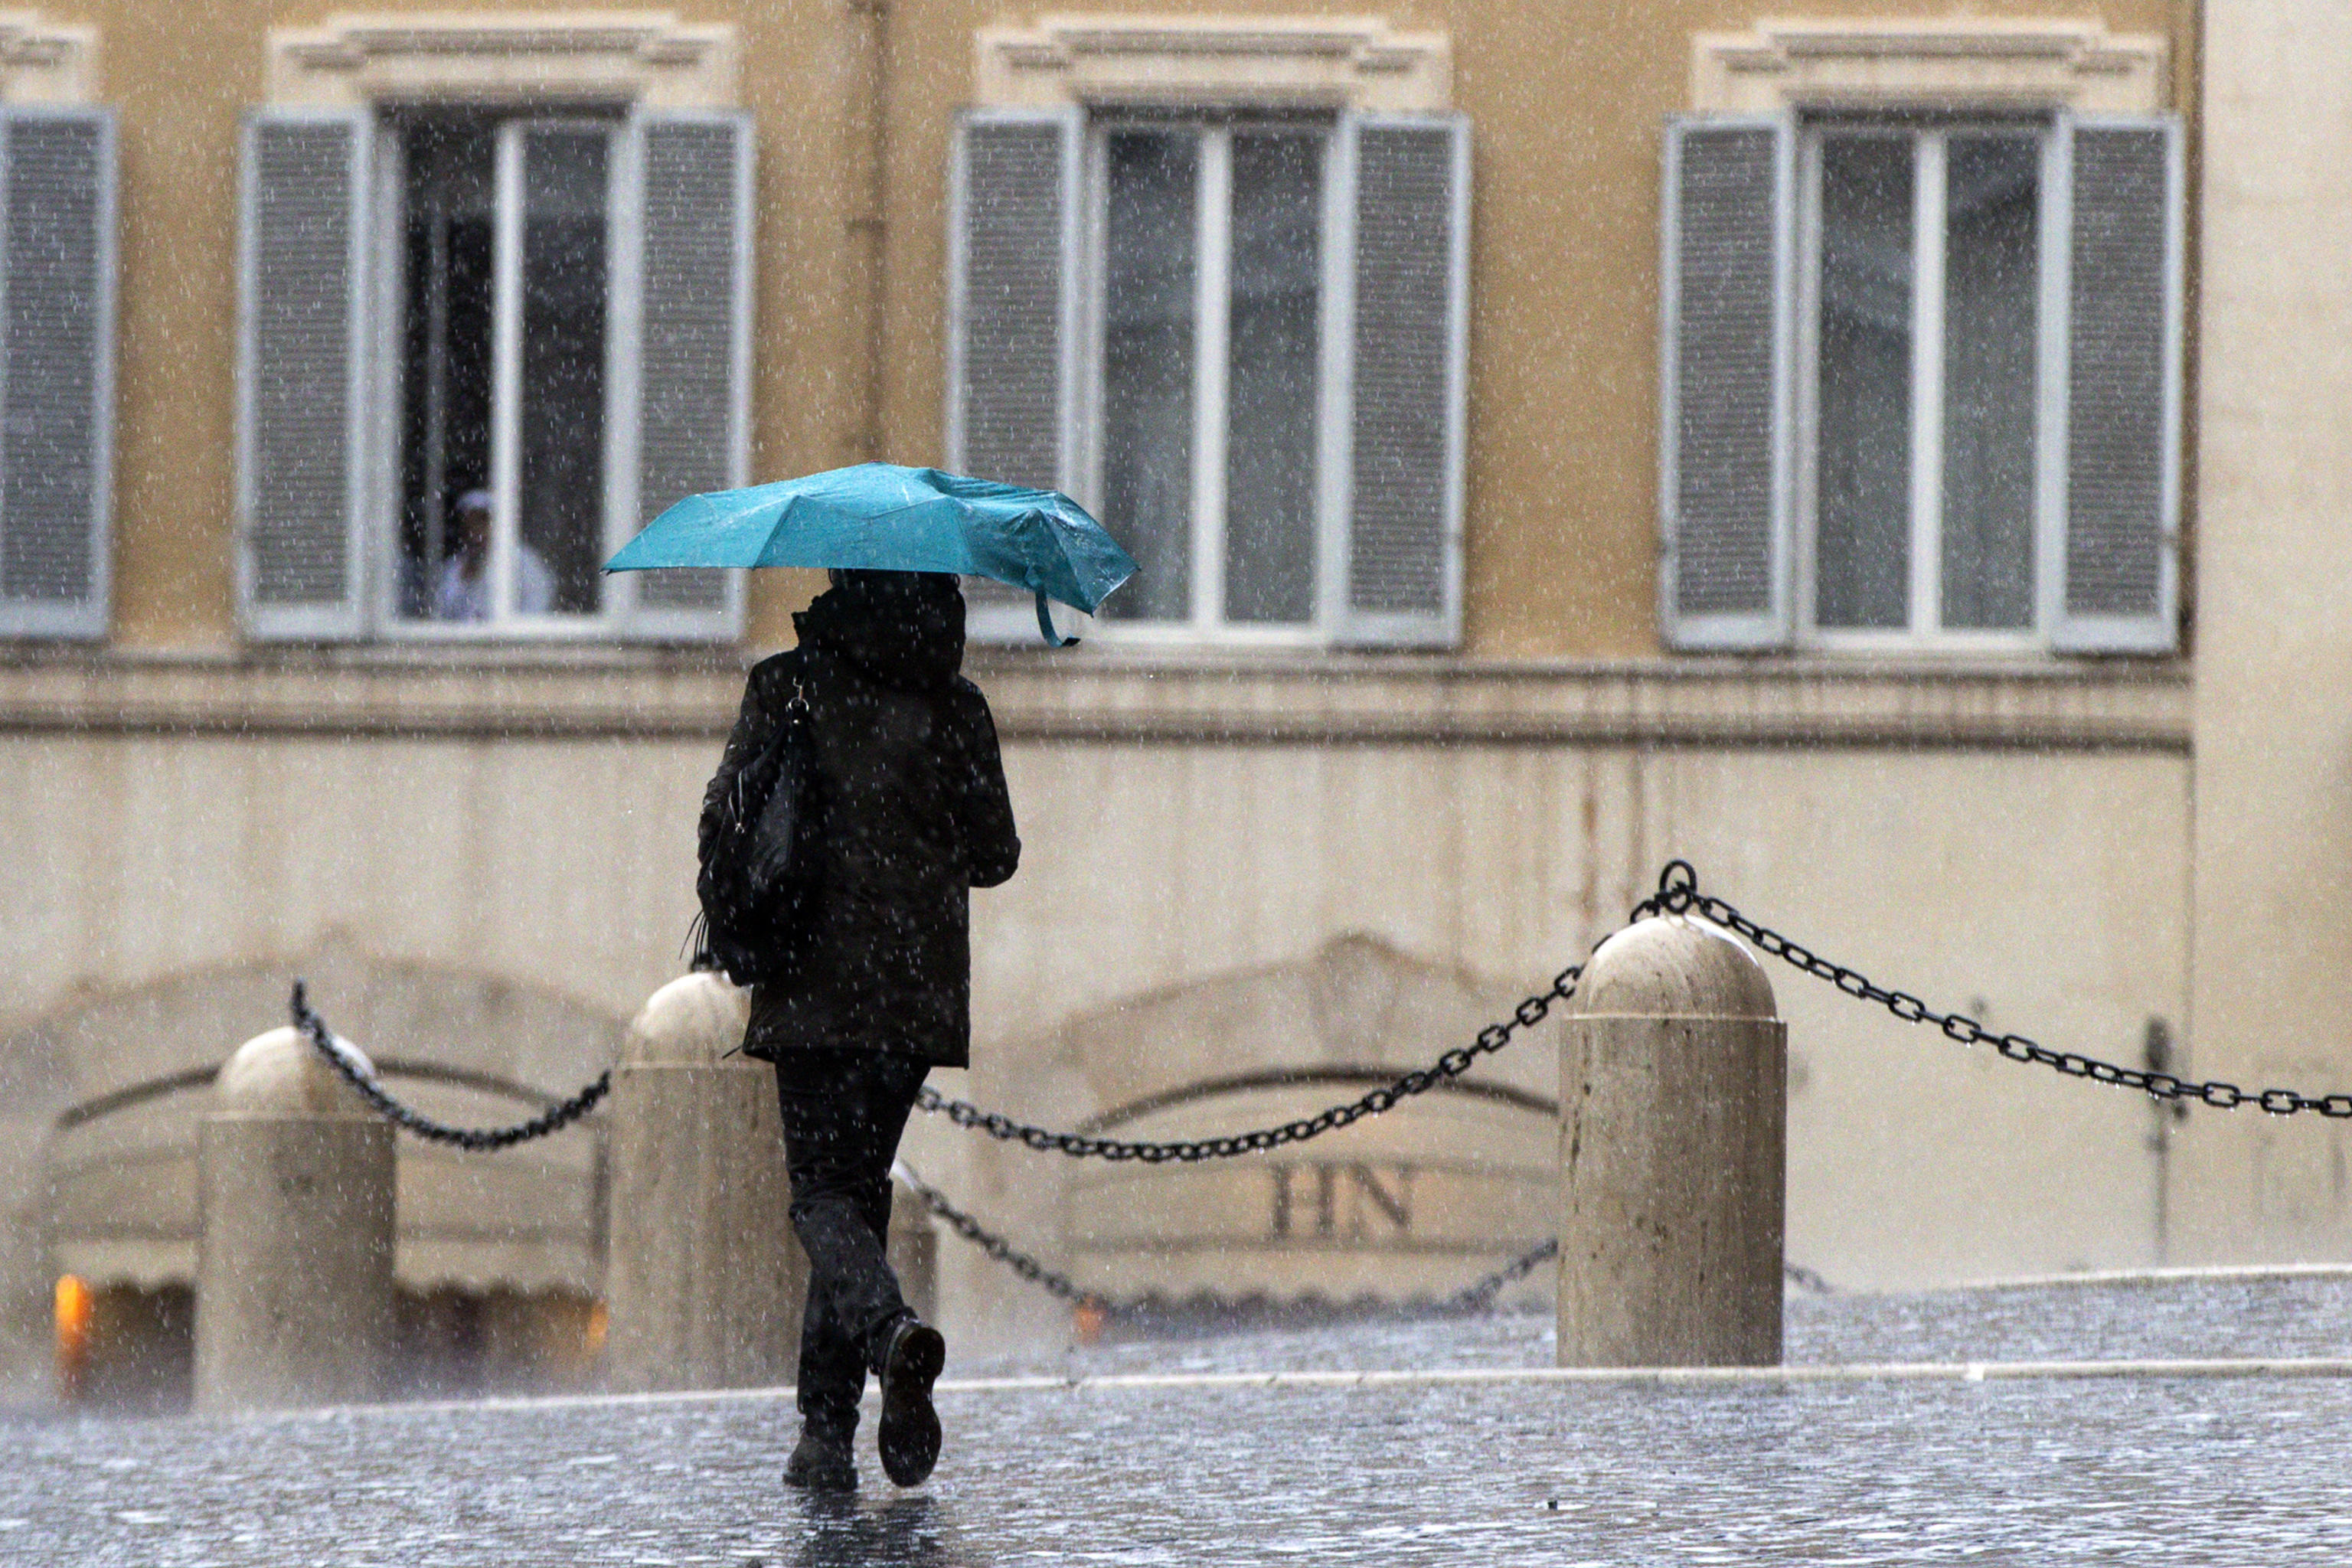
xmin=194 ymin=1026 xmax=395 ymax=1412
xmin=603 ymin=973 xmax=806 ymax=1392
xmin=1557 ymin=915 xmax=1785 ymax=1367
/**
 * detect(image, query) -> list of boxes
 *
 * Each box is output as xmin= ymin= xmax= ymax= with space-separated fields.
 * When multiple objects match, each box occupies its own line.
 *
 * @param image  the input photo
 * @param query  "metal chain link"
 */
xmin=1435 ymin=1238 xmax=1560 ymax=1315
xmin=915 ymin=959 xmax=1589 ymax=1161
xmin=904 ymin=1163 xmax=1836 ymax=1324
xmin=895 ymin=1161 xmax=1558 ymax=1321
xmin=292 ymin=982 xmax=611 ymax=1152
xmin=1643 ymin=859 xmax=2352 ymax=1119
xmin=894 ymin=1162 xmax=1119 ymax=1314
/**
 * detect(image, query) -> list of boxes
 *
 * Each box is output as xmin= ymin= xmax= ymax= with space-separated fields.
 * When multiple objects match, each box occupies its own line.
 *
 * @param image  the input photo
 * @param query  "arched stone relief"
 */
xmin=19 ymin=945 xmax=625 ymax=1295
xmin=964 ymin=933 xmax=1557 ymax=1309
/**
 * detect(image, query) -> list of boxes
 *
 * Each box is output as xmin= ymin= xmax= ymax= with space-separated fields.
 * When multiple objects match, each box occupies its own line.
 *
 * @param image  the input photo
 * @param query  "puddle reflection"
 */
xmin=787 ymin=1493 xmax=982 ymax=1567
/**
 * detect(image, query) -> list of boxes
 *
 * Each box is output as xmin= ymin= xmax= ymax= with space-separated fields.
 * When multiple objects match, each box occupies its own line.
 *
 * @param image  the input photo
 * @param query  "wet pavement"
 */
xmin=14 ymin=1273 xmax=2352 ymax=1566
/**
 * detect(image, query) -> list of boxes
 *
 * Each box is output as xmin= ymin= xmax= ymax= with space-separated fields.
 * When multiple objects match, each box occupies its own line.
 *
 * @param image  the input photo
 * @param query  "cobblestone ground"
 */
xmin=13 ymin=1276 xmax=2352 ymax=1567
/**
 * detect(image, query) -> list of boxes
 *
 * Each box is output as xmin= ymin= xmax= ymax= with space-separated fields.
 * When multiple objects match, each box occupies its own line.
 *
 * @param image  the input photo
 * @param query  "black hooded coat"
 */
xmin=703 ymin=573 xmax=1020 ymax=1069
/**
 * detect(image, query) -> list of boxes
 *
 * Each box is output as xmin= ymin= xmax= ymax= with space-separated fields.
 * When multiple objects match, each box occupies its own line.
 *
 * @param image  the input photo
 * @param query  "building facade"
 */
xmin=2 ymin=0 xmax=2242 ymax=1401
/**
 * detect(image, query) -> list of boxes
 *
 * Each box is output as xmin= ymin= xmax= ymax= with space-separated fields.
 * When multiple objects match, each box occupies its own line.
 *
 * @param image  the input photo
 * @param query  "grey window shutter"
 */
xmin=0 ymin=106 xmax=115 ymax=639
xmin=947 ymin=107 xmax=1080 ymax=643
xmin=1336 ymin=113 xmax=1469 ymax=649
xmin=2053 ymin=114 xmax=2182 ymax=654
xmin=620 ymin=109 xmax=750 ymax=639
xmin=1658 ymin=114 xmax=1794 ymax=651
xmin=238 ymin=108 xmax=370 ymax=640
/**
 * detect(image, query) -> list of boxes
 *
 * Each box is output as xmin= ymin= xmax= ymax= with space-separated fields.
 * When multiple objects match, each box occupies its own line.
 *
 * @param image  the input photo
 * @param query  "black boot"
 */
xmin=873 ymin=1315 xmax=946 ymax=1487
xmin=784 ymin=1426 xmax=858 ymax=1493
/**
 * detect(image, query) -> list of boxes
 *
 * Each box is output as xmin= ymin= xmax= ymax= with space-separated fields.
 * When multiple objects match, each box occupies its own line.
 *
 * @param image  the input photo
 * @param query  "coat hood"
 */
xmin=792 ymin=570 xmax=965 ymax=691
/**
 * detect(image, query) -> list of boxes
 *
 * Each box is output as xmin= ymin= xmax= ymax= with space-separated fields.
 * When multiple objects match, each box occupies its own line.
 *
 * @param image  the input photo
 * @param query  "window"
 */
xmin=391 ymin=112 xmax=615 ymax=628
xmin=1093 ymin=120 xmax=1325 ymax=632
xmin=1805 ymin=120 xmax=2045 ymax=645
xmin=949 ymin=108 xmax=1469 ymax=648
xmin=238 ymin=103 xmax=752 ymax=643
xmin=1660 ymin=111 xmax=2182 ymax=655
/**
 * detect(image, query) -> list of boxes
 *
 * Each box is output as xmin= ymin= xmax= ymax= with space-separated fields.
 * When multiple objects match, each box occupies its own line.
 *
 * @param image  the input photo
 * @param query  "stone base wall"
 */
xmin=0 ymin=654 xmax=2194 ymax=1383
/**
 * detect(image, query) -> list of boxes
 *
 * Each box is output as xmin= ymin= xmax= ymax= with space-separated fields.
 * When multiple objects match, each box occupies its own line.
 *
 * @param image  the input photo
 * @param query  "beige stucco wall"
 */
xmin=2180 ymin=0 xmax=2352 ymax=1263
xmin=877 ymin=0 xmax=2195 ymax=658
xmin=43 ymin=0 xmax=844 ymax=652
xmin=30 ymin=0 xmax=2194 ymax=659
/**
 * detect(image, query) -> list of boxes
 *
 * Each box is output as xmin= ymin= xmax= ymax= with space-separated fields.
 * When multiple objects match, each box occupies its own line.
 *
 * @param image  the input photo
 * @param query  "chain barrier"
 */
xmin=895 ymin=1167 xmax=1833 ymax=1320
xmin=296 ymin=854 xmax=2340 ymax=1176
xmin=893 ymin=1161 xmax=1561 ymax=1320
xmin=913 ymin=957 xmax=1591 ymax=1162
xmin=290 ymin=982 xmax=611 ymax=1152
xmin=1642 ymin=861 xmax=2352 ymax=1120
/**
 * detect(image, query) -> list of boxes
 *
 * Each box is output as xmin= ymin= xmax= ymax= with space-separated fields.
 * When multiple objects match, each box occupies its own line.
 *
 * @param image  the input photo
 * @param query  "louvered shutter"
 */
xmin=0 ymin=106 xmax=115 ymax=639
xmin=1335 ymin=113 xmax=1468 ymax=648
xmin=947 ymin=107 xmax=1081 ymax=643
xmin=2053 ymin=114 xmax=2181 ymax=654
xmin=237 ymin=109 xmax=369 ymax=640
xmin=619 ymin=109 xmax=750 ymax=639
xmin=1658 ymin=114 xmax=1794 ymax=651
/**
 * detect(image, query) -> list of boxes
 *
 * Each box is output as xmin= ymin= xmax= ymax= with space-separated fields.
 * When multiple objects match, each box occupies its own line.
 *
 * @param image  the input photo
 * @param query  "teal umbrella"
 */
xmin=603 ymin=462 xmax=1138 ymax=646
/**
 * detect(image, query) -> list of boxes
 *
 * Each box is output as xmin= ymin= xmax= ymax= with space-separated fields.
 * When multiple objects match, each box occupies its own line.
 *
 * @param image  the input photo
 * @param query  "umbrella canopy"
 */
xmin=603 ymin=463 xmax=1138 ymax=646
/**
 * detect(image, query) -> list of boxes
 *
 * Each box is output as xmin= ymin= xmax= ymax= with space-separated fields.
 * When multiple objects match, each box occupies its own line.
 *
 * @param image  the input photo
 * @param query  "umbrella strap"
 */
xmin=1035 ymin=591 xmax=1078 ymax=648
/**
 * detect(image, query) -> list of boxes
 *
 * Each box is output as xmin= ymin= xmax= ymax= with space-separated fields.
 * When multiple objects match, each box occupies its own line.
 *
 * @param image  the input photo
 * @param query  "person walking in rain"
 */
xmin=698 ymin=568 xmax=1019 ymax=1492
xmin=616 ymin=462 xmax=1129 ymax=1482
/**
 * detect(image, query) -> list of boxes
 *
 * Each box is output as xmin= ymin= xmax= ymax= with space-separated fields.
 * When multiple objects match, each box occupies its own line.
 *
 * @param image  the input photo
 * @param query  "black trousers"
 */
xmin=772 ymin=1047 xmax=930 ymax=1436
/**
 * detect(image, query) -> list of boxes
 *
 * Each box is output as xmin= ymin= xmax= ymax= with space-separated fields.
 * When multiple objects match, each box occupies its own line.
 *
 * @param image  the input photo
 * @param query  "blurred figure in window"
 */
xmin=436 ymin=489 xmax=556 ymax=620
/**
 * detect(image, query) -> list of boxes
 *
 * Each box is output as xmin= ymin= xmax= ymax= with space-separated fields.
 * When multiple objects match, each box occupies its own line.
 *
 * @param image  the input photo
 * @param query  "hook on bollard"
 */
xmin=1632 ymin=858 xmax=1700 ymax=920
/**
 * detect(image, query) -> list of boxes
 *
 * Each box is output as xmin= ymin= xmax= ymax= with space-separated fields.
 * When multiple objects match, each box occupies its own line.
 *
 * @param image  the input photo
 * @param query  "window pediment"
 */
xmin=1691 ymin=19 xmax=2168 ymax=115
xmin=268 ymin=10 xmax=737 ymax=109
xmin=976 ymin=14 xmax=1449 ymax=113
xmin=0 ymin=9 xmax=93 ymax=103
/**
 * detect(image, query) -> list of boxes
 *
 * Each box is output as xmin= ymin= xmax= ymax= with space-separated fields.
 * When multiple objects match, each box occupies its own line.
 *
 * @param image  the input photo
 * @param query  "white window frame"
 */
xmin=1792 ymin=115 xmax=2064 ymax=655
xmin=367 ymin=109 xmax=634 ymax=642
xmin=259 ymin=17 xmax=746 ymax=647
xmin=1069 ymin=113 xmax=1348 ymax=648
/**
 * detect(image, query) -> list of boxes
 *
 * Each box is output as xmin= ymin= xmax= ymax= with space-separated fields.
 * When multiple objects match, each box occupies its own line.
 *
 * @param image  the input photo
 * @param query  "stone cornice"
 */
xmin=0 ymin=650 xmax=2190 ymax=753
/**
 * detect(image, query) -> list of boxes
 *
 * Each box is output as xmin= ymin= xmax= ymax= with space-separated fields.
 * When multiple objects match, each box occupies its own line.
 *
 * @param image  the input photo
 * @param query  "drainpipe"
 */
xmin=842 ymin=0 xmax=890 ymax=464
